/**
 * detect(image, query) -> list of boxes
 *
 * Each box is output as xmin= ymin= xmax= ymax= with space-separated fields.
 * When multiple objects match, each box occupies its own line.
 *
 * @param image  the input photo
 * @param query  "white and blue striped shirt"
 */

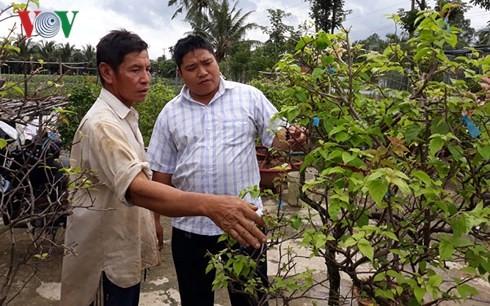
xmin=147 ymin=78 xmax=282 ymax=236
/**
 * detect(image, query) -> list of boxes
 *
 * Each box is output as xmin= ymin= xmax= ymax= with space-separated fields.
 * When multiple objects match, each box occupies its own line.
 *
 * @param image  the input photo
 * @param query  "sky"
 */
xmin=0 ymin=0 xmax=488 ymax=60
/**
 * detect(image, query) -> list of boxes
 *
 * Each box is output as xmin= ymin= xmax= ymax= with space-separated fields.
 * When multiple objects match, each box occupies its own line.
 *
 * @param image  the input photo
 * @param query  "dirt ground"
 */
xmin=1 ymin=195 xmax=489 ymax=306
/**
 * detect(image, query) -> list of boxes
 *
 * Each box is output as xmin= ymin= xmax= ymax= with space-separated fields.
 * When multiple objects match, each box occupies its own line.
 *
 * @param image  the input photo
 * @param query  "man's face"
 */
xmin=178 ymin=49 xmax=220 ymax=104
xmin=106 ymin=50 xmax=151 ymax=107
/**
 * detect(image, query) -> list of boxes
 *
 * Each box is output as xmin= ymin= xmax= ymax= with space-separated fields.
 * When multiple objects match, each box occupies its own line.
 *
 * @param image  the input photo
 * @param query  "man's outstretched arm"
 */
xmin=127 ymin=172 xmax=266 ymax=248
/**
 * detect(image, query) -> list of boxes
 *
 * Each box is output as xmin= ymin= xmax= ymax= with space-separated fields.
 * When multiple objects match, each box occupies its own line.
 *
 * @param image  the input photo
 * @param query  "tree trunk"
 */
xmin=326 ymin=247 xmax=340 ymax=305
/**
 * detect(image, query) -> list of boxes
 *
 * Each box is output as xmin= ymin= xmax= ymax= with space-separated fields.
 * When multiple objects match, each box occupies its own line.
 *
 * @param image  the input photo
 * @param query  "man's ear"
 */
xmin=99 ymin=62 xmax=114 ymax=84
xmin=177 ymin=67 xmax=183 ymax=79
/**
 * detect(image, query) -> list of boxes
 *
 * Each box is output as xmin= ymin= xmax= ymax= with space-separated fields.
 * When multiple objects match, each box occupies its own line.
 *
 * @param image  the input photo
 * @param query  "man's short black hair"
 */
xmin=173 ymin=35 xmax=216 ymax=69
xmin=96 ymin=29 xmax=148 ymax=84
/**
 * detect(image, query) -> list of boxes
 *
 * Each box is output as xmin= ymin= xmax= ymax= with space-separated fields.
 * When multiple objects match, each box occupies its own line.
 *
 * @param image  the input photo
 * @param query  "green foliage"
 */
xmin=215 ymin=9 xmax=490 ymax=305
xmin=189 ymin=0 xmax=258 ymax=62
xmin=134 ymin=83 xmax=175 ymax=146
xmin=306 ymin=0 xmax=351 ymax=34
xmin=250 ymin=78 xmax=301 ymax=111
xmin=58 ymin=79 xmax=174 ymax=148
xmin=470 ymin=0 xmax=490 ymax=10
xmin=58 ymin=78 xmax=100 ymax=147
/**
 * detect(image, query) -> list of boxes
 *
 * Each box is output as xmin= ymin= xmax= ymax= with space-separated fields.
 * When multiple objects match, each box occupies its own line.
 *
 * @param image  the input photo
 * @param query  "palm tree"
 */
xmin=58 ymin=42 xmax=76 ymax=62
xmin=10 ymin=35 xmax=36 ymax=74
xmin=475 ymin=25 xmax=490 ymax=45
xmin=190 ymin=0 xmax=258 ymax=62
xmin=168 ymin=0 xmax=213 ymax=29
xmin=35 ymin=40 xmax=58 ymax=62
xmin=81 ymin=44 xmax=96 ymax=68
xmin=13 ymin=36 xmax=35 ymax=60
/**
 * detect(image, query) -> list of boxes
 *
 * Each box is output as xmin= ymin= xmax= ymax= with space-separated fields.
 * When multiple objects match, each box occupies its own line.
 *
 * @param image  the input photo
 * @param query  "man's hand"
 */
xmin=272 ymin=125 xmax=308 ymax=152
xmin=480 ymin=76 xmax=490 ymax=92
xmin=154 ymin=213 xmax=164 ymax=251
xmin=206 ymin=196 xmax=267 ymax=249
xmin=286 ymin=125 xmax=307 ymax=149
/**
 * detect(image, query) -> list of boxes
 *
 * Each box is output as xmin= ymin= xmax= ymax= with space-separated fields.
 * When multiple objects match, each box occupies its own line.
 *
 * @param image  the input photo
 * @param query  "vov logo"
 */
xmin=18 ymin=10 xmax=79 ymax=38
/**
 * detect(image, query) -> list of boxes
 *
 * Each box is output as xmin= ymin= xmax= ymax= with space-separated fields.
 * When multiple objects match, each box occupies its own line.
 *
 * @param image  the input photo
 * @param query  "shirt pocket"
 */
xmin=221 ymin=118 xmax=251 ymax=147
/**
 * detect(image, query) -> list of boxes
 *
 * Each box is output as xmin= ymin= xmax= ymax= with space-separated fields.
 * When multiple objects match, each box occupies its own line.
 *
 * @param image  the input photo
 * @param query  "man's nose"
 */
xmin=141 ymin=71 xmax=151 ymax=83
xmin=197 ymin=66 xmax=207 ymax=77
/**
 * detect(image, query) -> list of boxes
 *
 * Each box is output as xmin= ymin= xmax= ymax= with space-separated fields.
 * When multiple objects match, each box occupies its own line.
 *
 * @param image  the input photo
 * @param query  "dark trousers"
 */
xmin=91 ymin=271 xmax=140 ymax=306
xmin=172 ymin=227 xmax=269 ymax=306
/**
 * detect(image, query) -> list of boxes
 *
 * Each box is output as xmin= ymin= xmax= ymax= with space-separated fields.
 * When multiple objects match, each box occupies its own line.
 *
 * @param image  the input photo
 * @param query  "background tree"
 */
xmin=475 ymin=24 xmax=490 ymax=45
xmin=263 ymin=9 xmax=300 ymax=59
xmin=58 ymin=42 xmax=75 ymax=63
xmin=434 ymin=0 xmax=475 ymax=47
xmin=398 ymin=0 xmax=429 ymax=36
xmin=304 ymin=0 xmax=351 ymax=34
xmin=190 ymin=0 xmax=258 ymax=62
xmin=469 ymin=0 xmax=490 ymax=10
xmin=168 ymin=0 xmax=213 ymax=30
xmin=353 ymin=33 xmax=389 ymax=53
xmin=81 ymin=44 xmax=96 ymax=68
xmin=151 ymin=54 xmax=177 ymax=79
xmin=35 ymin=40 xmax=58 ymax=62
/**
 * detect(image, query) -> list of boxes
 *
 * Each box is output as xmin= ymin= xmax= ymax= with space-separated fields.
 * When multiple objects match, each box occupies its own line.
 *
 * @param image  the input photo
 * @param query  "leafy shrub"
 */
xmin=250 ymin=77 xmax=300 ymax=111
xmin=58 ymin=78 xmax=100 ymax=147
xmin=134 ymin=82 xmax=175 ymax=146
xmin=215 ymin=8 xmax=490 ymax=306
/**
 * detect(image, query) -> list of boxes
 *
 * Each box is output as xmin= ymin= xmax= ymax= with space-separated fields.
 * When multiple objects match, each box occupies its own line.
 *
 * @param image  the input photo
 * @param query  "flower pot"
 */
xmin=259 ymin=160 xmax=302 ymax=193
xmin=256 ymin=145 xmax=281 ymax=161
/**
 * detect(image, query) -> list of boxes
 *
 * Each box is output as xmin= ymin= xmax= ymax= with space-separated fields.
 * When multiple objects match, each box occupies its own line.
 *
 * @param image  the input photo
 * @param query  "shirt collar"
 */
xmin=99 ymin=88 xmax=137 ymax=119
xmin=180 ymin=76 xmax=236 ymax=105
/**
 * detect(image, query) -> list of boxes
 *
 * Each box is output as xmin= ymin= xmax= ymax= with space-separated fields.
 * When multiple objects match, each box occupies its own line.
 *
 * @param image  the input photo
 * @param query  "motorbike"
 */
xmin=0 ymin=117 xmax=69 ymax=231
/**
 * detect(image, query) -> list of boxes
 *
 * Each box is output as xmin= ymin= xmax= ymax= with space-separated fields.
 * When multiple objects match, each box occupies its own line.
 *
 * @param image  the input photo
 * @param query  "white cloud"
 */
xmin=0 ymin=0 xmax=488 ymax=60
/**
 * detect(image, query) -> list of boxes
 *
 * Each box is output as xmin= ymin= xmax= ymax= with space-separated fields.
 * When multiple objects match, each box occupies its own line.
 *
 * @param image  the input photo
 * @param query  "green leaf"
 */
xmin=439 ymin=240 xmax=454 ymax=260
xmin=321 ymin=55 xmax=334 ymax=66
xmin=391 ymin=177 xmax=410 ymax=194
xmin=431 ymin=116 xmax=450 ymax=135
xmin=295 ymin=36 xmax=312 ymax=50
xmin=356 ymin=211 xmax=369 ymax=227
xmin=457 ymin=284 xmax=479 ymax=299
xmin=316 ymin=32 xmax=332 ymax=49
xmin=429 ymin=137 xmax=444 ymax=157
xmin=411 ymin=170 xmax=432 ymax=185
xmin=414 ymin=286 xmax=425 ymax=303
xmin=312 ymin=68 xmax=324 ymax=80
xmin=427 ymin=275 xmax=443 ymax=287
xmin=451 ymin=216 xmax=467 ymax=236
xmin=447 ymin=143 xmax=463 ymax=160
xmin=328 ymin=201 xmax=341 ymax=221
xmin=342 ymin=151 xmax=356 ymax=164
xmin=344 ymin=237 xmax=357 ymax=248
xmin=382 ymin=231 xmax=399 ymax=241
xmin=367 ymin=178 xmax=389 ymax=204
xmin=476 ymin=144 xmax=490 ymax=160
xmin=290 ymin=215 xmax=303 ymax=230
xmin=405 ymin=124 xmax=422 ymax=143
xmin=358 ymin=238 xmax=374 ymax=261
xmin=233 ymin=259 xmax=244 ymax=276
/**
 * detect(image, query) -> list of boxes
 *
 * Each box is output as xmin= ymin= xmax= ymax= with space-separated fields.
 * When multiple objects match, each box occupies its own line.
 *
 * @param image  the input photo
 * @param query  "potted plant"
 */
xmin=257 ymin=147 xmax=302 ymax=192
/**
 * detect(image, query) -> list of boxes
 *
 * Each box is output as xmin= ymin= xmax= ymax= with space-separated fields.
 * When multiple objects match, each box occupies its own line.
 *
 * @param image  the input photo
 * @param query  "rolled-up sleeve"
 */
xmin=89 ymin=121 xmax=150 ymax=205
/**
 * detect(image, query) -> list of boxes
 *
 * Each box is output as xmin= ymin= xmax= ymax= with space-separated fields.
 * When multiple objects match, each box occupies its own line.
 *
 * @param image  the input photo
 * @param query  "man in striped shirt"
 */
xmin=147 ymin=35 xmax=304 ymax=306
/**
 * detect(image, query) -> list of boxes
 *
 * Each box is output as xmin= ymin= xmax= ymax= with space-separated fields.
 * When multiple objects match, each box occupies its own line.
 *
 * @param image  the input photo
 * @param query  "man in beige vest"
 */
xmin=60 ymin=29 xmax=266 ymax=306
